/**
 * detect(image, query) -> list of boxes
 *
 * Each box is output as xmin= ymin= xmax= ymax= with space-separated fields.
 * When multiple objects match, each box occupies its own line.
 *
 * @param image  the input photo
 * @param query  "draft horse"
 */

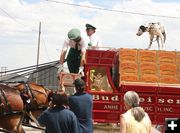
xmin=0 ymin=84 xmax=24 ymax=133
xmin=13 ymin=82 xmax=51 ymax=125
xmin=0 ymin=82 xmax=52 ymax=132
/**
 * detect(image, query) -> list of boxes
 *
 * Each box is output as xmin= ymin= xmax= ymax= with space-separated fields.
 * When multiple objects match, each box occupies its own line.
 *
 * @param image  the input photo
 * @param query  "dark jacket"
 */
xmin=69 ymin=92 xmax=93 ymax=133
xmin=38 ymin=106 xmax=81 ymax=133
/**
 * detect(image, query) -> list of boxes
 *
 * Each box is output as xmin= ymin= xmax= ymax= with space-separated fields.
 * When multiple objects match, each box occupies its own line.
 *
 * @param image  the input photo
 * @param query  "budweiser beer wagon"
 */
xmin=83 ymin=48 xmax=180 ymax=126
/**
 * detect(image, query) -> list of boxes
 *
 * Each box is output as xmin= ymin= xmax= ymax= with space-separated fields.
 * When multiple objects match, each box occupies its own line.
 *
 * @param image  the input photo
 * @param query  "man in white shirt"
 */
xmin=85 ymin=24 xmax=102 ymax=48
xmin=57 ymin=28 xmax=86 ymax=76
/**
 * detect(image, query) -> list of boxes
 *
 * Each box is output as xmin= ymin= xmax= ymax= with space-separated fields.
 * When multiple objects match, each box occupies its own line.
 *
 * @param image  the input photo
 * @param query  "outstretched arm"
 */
xmin=60 ymin=51 xmax=67 ymax=64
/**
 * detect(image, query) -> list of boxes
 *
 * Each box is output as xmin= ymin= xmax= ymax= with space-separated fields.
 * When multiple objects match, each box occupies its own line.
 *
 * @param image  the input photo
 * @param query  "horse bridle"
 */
xmin=21 ymin=82 xmax=48 ymax=102
xmin=19 ymin=82 xmax=49 ymax=111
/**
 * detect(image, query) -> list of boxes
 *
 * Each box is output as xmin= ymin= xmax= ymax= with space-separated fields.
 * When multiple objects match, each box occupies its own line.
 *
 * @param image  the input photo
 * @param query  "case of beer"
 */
xmin=138 ymin=49 xmax=157 ymax=63
xmin=119 ymin=48 xmax=138 ymax=62
xmin=159 ymin=63 xmax=177 ymax=76
xmin=59 ymin=72 xmax=81 ymax=86
xmin=158 ymin=51 xmax=176 ymax=63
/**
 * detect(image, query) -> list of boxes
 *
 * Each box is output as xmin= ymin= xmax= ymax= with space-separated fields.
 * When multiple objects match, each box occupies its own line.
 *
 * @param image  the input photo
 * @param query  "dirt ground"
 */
xmin=23 ymin=123 xmax=161 ymax=133
xmin=0 ymin=123 xmax=161 ymax=133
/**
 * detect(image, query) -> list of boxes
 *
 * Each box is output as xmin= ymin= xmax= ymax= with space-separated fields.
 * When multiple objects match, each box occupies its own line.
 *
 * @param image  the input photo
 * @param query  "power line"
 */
xmin=0 ymin=7 xmax=39 ymax=32
xmin=0 ymin=7 xmax=51 ymax=62
xmin=41 ymin=35 xmax=51 ymax=61
xmin=0 ymin=7 xmax=24 ymax=26
xmin=46 ymin=0 xmax=180 ymax=19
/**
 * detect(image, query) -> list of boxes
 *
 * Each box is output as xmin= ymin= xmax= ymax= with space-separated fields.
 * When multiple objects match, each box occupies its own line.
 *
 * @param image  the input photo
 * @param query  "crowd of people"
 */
xmin=37 ymin=24 xmax=152 ymax=133
xmin=38 ymin=82 xmax=152 ymax=133
xmin=38 ymin=78 xmax=93 ymax=133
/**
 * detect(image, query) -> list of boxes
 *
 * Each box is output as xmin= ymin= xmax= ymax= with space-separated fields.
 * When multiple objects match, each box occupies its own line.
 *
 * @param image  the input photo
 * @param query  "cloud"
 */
xmin=0 ymin=0 xmax=180 ymax=70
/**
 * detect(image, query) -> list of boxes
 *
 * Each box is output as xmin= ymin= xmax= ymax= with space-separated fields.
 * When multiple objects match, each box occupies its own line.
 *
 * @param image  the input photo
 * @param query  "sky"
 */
xmin=0 ymin=0 xmax=180 ymax=71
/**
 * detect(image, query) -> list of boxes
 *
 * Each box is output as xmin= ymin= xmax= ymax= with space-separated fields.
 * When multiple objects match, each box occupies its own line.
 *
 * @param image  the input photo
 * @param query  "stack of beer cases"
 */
xmin=158 ymin=51 xmax=178 ymax=84
xmin=119 ymin=48 xmax=139 ymax=82
xmin=138 ymin=50 xmax=158 ymax=83
xmin=119 ymin=48 xmax=179 ymax=84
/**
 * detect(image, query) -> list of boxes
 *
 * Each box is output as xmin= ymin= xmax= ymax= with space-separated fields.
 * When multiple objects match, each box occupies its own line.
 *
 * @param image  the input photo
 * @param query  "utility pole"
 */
xmin=36 ymin=22 xmax=41 ymax=83
xmin=37 ymin=22 xmax=41 ymax=68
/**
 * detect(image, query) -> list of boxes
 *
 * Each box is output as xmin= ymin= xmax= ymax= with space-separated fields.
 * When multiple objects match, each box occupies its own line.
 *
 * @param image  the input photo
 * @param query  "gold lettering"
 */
xmin=111 ymin=95 xmax=119 ymax=101
xmin=176 ymin=99 xmax=180 ymax=104
xmin=167 ymin=99 xmax=173 ymax=104
xmin=93 ymin=95 xmax=99 ymax=100
xmin=143 ymin=107 xmax=153 ymax=112
xmin=158 ymin=107 xmax=173 ymax=112
xmin=102 ymin=96 xmax=109 ymax=101
xmin=92 ymin=95 xmax=180 ymax=106
xmin=140 ymin=98 xmax=145 ymax=102
xmin=104 ymin=105 xmax=118 ymax=110
xmin=147 ymin=97 xmax=152 ymax=103
xmin=158 ymin=98 xmax=165 ymax=103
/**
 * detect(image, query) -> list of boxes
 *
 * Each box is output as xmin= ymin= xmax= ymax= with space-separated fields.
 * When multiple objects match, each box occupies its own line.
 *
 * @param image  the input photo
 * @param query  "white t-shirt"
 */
xmin=62 ymin=38 xmax=86 ymax=52
xmin=88 ymin=33 xmax=102 ymax=47
xmin=122 ymin=109 xmax=151 ymax=133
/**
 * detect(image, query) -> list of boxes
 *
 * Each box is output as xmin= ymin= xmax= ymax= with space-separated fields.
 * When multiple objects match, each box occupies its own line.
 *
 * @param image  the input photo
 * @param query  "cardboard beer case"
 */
xmin=119 ymin=48 xmax=138 ymax=62
xmin=59 ymin=72 xmax=81 ymax=86
xmin=138 ymin=49 xmax=157 ymax=63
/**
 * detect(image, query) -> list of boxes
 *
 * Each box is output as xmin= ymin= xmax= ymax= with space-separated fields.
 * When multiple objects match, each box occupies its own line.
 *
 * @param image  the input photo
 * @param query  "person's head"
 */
xmin=73 ymin=78 xmax=85 ymax=93
xmin=85 ymin=24 xmax=96 ymax=36
xmin=68 ymin=28 xmax=81 ymax=42
xmin=52 ymin=92 xmax=68 ymax=107
xmin=123 ymin=91 xmax=145 ymax=122
xmin=123 ymin=91 xmax=140 ymax=109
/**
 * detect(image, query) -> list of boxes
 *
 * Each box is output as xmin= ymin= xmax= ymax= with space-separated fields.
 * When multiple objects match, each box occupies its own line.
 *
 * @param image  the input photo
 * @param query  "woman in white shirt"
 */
xmin=120 ymin=91 xmax=152 ymax=133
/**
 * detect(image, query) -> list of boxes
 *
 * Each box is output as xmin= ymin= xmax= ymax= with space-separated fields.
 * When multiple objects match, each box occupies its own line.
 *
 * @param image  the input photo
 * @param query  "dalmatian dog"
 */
xmin=136 ymin=22 xmax=166 ymax=50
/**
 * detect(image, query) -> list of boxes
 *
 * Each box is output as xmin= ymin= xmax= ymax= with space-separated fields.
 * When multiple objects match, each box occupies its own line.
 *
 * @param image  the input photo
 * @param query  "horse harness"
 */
xmin=0 ymin=86 xmax=22 ymax=116
xmin=20 ymin=82 xmax=47 ymax=111
xmin=20 ymin=83 xmax=34 ymax=106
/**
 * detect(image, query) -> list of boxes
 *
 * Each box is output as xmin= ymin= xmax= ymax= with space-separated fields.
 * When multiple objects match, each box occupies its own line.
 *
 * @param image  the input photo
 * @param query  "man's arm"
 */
xmin=57 ymin=50 xmax=66 ymax=76
xmin=78 ymin=51 xmax=86 ymax=76
xmin=60 ymin=50 xmax=67 ymax=64
xmin=80 ymin=51 xmax=86 ymax=66
xmin=57 ymin=40 xmax=68 ymax=75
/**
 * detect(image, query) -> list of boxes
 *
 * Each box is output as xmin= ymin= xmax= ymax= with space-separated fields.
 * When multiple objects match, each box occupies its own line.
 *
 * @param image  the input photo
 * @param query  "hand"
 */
xmin=78 ymin=66 xmax=84 ymax=76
